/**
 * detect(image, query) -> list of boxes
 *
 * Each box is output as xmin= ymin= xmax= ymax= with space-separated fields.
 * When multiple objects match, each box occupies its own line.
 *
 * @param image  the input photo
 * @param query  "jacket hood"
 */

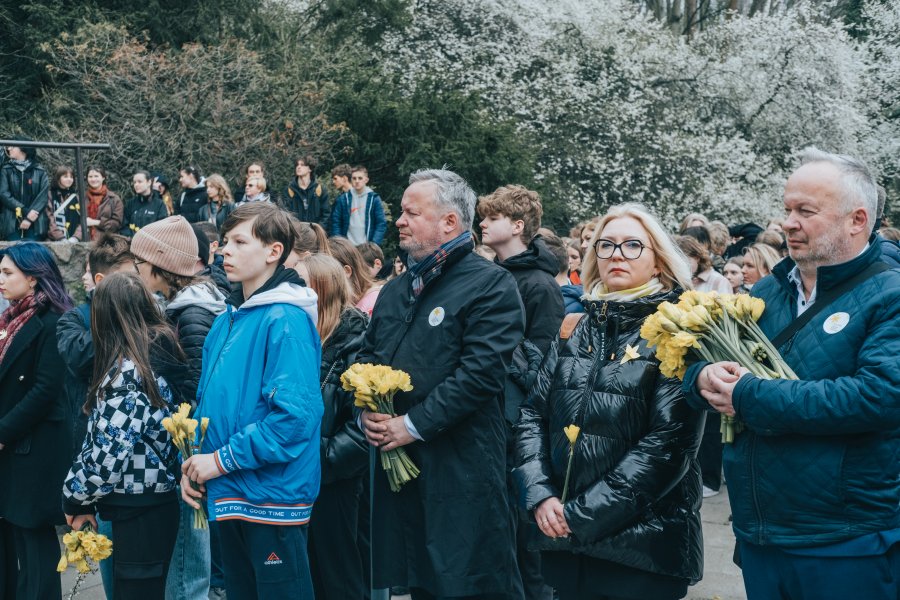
xmin=497 ymin=236 xmax=559 ymax=277
xmin=166 ymin=281 xmax=227 ymax=315
xmin=231 ymin=266 xmax=317 ymax=322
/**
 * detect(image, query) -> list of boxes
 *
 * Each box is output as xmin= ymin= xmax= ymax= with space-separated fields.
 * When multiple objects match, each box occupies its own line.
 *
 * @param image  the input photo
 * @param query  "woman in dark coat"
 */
xmin=515 ymin=204 xmax=705 ymax=600
xmin=0 ymin=144 xmax=49 ymax=241
xmin=0 ymin=242 xmax=74 ymax=599
xmin=295 ymin=254 xmax=369 ymax=600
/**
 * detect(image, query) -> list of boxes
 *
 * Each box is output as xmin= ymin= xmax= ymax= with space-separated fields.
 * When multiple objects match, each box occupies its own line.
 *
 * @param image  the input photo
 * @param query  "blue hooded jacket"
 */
xmin=196 ymin=273 xmax=322 ymax=525
xmin=329 ymin=189 xmax=387 ymax=244
xmin=684 ymin=240 xmax=900 ymax=547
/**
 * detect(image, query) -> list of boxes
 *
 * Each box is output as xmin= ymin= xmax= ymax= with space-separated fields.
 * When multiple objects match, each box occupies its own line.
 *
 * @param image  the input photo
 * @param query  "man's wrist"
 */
xmin=403 ymin=414 xmax=423 ymax=441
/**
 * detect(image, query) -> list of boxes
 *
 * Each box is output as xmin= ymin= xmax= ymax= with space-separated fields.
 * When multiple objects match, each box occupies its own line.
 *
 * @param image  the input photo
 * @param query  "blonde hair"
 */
xmin=743 ymin=243 xmax=782 ymax=277
xmin=582 ymin=203 xmax=692 ymax=293
xmin=679 ymin=212 xmax=710 ymax=234
xmin=247 ymin=176 xmax=267 ymax=193
xmin=205 ymin=174 xmax=234 ymax=205
xmin=299 ymin=253 xmax=353 ymax=345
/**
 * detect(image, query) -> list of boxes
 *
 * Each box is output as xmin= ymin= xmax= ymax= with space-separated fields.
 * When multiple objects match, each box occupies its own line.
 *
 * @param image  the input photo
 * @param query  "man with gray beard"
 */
xmin=687 ymin=147 xmax=900 ymax=599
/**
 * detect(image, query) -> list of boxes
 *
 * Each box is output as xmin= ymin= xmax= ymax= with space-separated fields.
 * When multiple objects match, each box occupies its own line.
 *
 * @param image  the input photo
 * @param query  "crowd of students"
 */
xmin=1 ymin=143 xmax=900 ymax=600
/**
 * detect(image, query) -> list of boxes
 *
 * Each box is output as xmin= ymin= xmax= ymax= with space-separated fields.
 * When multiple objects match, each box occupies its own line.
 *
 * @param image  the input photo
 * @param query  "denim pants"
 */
xmin=164 ymin=494 xmax=211 ymax=600
xmin=97 ymin=517 xmax=115 ymax=598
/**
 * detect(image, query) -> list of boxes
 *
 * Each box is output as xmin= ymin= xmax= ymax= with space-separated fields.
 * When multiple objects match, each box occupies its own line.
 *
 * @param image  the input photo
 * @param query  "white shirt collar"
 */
xmin=786 ymin=243 xmax=869 ymax=316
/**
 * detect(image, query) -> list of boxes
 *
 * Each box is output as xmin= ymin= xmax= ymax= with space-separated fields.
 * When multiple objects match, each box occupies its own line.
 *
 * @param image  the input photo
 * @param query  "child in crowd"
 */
xmin=181 ymin=202 xmax=321 ymax=600
xmin=63 ymin=272 xmax=189 ymax=600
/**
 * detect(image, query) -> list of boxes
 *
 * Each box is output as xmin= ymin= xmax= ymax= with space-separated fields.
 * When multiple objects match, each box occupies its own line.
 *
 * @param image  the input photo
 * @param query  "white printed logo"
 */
xmin=823 ymin=312 xmax=850 ymax=334
xmin=429 ymin=307 xmax=445 ymax=326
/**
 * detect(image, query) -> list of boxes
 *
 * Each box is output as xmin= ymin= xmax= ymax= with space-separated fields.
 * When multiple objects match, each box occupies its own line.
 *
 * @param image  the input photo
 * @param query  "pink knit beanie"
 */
xmin=130 ymin=216 xmax=200 ymax=277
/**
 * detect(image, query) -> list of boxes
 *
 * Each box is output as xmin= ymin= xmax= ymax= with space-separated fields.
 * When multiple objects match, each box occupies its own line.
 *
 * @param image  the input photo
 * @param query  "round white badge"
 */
xmin=823 ymin=312 xmax=850 ymax=334
xmin=429 ymin=307 xmax=445 ymax=327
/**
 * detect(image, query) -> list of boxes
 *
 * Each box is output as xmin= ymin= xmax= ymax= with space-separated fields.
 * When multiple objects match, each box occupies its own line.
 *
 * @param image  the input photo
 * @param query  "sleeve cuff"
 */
xmin=214 ymin=445 xmax=241 ymax=474
xmin=404 ymin=414 xmax=424 ymax=441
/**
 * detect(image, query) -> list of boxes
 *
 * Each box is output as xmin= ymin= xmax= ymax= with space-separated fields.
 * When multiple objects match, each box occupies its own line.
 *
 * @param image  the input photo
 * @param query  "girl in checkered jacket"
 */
xmin=62 ymin=271 xmax=190 ymax=600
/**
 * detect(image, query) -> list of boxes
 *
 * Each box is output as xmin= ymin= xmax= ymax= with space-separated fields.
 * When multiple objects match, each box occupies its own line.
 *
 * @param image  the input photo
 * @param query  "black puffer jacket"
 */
xmin=319 ymin=307 xmax=369 ymax=486
xmin=0 ymin=161 xmax=49 ymax=239
xmin=177 ymin=186 xmax=209 ymax=223
xmin=514 ymin=289 xmax=705 ymax=583
xmin=164 ymin=281 xmax=227 ymax=403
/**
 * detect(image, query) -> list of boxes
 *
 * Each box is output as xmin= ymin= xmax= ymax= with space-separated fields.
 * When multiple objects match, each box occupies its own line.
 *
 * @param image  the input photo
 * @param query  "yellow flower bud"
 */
xmin=57 ymin=554 xmax=68 ymax=572
xmin=563 ymin=425 xmax=580 ymax=445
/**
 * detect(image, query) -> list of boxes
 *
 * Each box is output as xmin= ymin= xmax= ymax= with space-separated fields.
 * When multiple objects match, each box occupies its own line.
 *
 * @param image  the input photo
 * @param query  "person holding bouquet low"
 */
xmin=62 ymin=272 xmax=190 ymax=600
xmin=181 ymin=202 xmax=321 ymax=600
xmin=0 ymin=242 xmax=74 ymax=599
xmin=514 ymin=204 xmax=705 ymax=600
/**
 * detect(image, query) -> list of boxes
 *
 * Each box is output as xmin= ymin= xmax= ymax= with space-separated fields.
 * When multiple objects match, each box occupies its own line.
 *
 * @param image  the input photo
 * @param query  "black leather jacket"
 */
xmin=514 ymin=289 xmax=705 ymax=583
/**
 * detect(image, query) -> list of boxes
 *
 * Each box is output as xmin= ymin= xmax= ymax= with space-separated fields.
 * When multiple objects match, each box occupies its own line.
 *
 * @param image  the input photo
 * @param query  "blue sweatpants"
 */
xmin=740 ymin=540 xmax=900 ymax=600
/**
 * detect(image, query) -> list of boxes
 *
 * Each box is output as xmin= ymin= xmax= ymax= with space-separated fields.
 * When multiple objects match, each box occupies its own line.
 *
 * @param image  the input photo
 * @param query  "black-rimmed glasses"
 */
xmin=594 ymin=238 xmax=652 ymax=260
xmin=133 ymin=258 xmax=147 ymax=274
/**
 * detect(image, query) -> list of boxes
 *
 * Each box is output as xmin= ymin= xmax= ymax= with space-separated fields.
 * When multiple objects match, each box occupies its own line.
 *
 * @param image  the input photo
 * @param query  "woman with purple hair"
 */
xmin=0 ymin=241 xmax=74 ymax=598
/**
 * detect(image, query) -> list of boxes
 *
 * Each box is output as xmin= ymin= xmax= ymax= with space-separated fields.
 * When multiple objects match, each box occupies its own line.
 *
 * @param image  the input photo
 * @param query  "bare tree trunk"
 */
xmin=685 ymin=0 xmax=697 ymax=37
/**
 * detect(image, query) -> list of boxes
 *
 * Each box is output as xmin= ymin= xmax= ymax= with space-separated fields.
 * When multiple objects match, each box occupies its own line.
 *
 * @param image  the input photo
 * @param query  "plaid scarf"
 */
xmin=408 ymin=232 xmax=474 ymax=297
xmin=0 ymin=291 xmax=46 ymax=367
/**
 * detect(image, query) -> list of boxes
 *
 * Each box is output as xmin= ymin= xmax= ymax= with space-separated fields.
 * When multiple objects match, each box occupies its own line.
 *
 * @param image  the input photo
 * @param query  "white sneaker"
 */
xmin=702 ymin=486 xmax=720 ymax=498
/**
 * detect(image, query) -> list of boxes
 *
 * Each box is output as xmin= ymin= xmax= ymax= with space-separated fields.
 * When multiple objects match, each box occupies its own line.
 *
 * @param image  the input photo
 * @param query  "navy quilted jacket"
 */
xmin=684 ymin=240 xmax=900 ymax=547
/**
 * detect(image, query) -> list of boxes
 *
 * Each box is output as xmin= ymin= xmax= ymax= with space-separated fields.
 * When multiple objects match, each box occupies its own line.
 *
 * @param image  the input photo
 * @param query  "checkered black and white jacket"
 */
xmin=63 ymin=358 xmax=180 ymax=508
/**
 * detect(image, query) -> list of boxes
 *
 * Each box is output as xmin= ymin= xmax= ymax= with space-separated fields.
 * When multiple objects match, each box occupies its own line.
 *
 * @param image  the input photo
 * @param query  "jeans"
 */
xmin=164 ymin=495 xmax=210 ymax=600
xmin=98 ymin=517 xmax=115 ymax=599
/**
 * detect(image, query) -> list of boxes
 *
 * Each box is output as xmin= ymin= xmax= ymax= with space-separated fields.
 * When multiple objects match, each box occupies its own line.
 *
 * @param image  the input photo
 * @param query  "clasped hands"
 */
xmin=697 ymin=362 xmax=750 ymax=417
xmin=360 ymin=411 xmax=415 ymax=451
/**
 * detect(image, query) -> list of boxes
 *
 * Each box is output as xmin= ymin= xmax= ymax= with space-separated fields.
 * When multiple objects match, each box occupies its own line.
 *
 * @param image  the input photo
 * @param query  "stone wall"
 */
xmin=0 ymin=241 xmax=90 ymax=303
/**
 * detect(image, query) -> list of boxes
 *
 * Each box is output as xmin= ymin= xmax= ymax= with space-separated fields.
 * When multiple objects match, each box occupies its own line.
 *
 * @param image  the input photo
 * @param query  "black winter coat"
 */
xmin=177 ymin=186 xmax=209 ymax=223
xmin=57 ymin=300 xmax=94 ymax=456
xmin=122 ymin=192 xmax=168 ymax=236
xmin=0 ymin=309 xmax=72 ymax=528
xmin=514 ymin=290 xmax=705 ymax=583
xmin=0 ymin=162 xmax=50 ymax=239
xmin=357 ymin=250 xmax=525 ymax=596
xmin=283 ymin=177 xmax=329 ymax=225
xmin=497 ymin=236 xmax=565 ymax=356
xmin=197 ymin=201 xmax=234 ymax=230
xmin=319 ymin=307 xmax=368 ymax=486
xmin=165 ymin=282 xmax=227 ymax=403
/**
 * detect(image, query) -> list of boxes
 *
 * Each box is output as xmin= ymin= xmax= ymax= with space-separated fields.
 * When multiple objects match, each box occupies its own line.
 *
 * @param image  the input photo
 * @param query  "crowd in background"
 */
xmin=1 ymin=141 xmax=900 ymax=600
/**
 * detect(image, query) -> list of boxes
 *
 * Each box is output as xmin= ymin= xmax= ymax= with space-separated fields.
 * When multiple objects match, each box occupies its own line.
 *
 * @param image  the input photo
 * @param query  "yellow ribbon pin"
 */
xmin=620 ymin=344 xmax=640 ymax=364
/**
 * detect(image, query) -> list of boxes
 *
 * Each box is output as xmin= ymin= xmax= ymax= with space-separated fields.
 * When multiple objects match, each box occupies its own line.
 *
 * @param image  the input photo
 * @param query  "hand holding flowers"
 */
xmin=342 ymin=363 xmax=420 ymax=492
xmin=162 ymin=403 xmax=211 ymax=528
xmin=640 ymin=291 xmax=797 ymax=442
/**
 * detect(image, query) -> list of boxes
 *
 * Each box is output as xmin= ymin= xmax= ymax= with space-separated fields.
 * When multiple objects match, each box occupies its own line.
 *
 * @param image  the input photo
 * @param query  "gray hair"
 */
xmin=408 ymin=168 xmax=476 ymax=230
xmin=798 ymin=146 xmax=878 ymax=233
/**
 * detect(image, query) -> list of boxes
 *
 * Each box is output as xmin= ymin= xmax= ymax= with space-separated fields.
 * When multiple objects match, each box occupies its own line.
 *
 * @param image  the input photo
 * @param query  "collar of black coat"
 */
xmin=771 ymin=233 xmax=883 ymax=295
xmin=227 ymin=264 xmax=305 ymax=308
xmin=583 ymin=287 xmax=682 ymax=330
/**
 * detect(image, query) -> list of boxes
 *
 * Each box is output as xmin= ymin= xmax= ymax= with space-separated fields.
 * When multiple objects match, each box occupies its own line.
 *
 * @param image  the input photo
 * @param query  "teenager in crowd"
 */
xmin=0 ymin=242 xmax=74 ymax=598
xmin=284 ymin=156 xmax=329 ymax=225
xmin=741 ymin=243 xmax=782 ymax=289
xmin=198 ymin=174 xmax=234 ymax=230
xmin=295 ymin=253 xmax=369 ymax=600
xmin=63 ymin=272 xmax=188 ymax=600
xmin=285 ymin=217 xmax=331 ymax=268
xmin=0 ymin=143 xmax=49 ymax=241
xmin=182 ymin=202 xmax=321 ymax=600
xmin=122 ymin=170 xmax=168 ymax=237
xmin=74 ymin=166 xmax=124 ymax=241
xmin=328 ymin=236 xmax=380 ymax=316
xmin=176 ymin=166 xmax=208 ymax=223
xmin=46 ymin=166 xmax=82 ymax=241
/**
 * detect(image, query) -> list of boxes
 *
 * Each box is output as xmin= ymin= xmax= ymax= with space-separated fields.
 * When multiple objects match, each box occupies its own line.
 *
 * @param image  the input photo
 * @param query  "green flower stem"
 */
xmin=560 ymin=445 xmax=575 ymax=504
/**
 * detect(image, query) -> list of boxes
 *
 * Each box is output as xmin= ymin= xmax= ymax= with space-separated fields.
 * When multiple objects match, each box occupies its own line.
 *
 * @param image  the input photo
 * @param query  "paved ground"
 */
xmin=62 ymin=485 xmax=746 ymax=599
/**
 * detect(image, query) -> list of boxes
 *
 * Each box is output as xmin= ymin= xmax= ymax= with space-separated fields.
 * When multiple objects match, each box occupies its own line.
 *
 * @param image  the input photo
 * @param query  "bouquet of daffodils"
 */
xmin=341 ymin=363 xmax=420 ymax=492
xmin=162 ymin=403 xmax=210 ymax=528
xmin=58 ymin=524 xmax=113 ymax=599
xmin=640 ymin=291 xmax=797 ymax=442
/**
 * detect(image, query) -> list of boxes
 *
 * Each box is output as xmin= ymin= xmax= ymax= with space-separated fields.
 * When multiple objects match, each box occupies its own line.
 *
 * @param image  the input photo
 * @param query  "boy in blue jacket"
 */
xmin=181 ymin=202 xmax=322 ymax=600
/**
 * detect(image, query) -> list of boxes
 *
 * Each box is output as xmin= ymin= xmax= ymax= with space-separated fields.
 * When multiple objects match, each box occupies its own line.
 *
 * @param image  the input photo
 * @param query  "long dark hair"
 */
xmin=87 ymin=272 xmax=183 ymax=412
xmin=0 ymin=242 xmax=73 ymax=313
